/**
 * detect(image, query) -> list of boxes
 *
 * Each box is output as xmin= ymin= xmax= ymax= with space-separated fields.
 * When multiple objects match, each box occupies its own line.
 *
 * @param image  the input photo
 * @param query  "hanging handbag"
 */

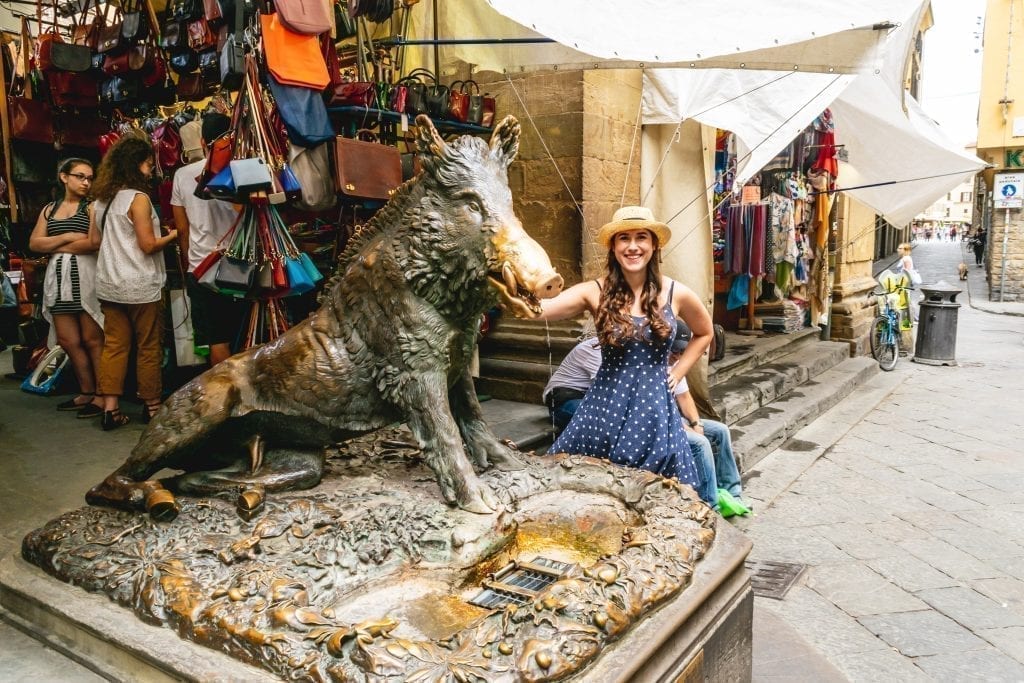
xmin=172 ymin=0 xmax=204 ymax=21
xmin=151 ymin=121 xmax=183 ymax=173
xmin=169 ymin=49 xmax=199 ymax=74
xmin=325 ymin=80 xmax=375 ymax=108
xmin=206 ymin=165 xmax=237 ymax=200
xmin=73 ymin=0 xmax=103 ymax=50
xmin=266 ymin=74 xmax=334 ymax=148
xmin=177 ymin=72 xmax=211 ymax=101
xmin=161 ymin=21 xmax=183 ymax=49
xmin=120 ymin=0 xmax=150 ymax=44
xmin=59 ymin=112 xmax=108 ymax=148
xmin=101 ymin=52 xmax=131 ymax=76
xmin=289 ymin=142 xmax=336 ymax=212
xmin=230 ymin=158 xmax=273 ymax=195
xmin=128 ymin=43 xmax=155 ymax=71
xmin=9 ymin=97 xmax=55 ymax=144
xmin=198 ymin=49 xmax=220 ymax=84
xmin=187 ymin=18 xmax=217 ymax=50
xmin=96 ymin=5 xmax=125 ymax=53
xmin=142 ymin=52 xmax=168 ymax=87
xmin=276 ymin=0 xmax=332 ymax=35
xmin=260 ymin=13 xmax=329 ymax=90
xmin=332 ymin=135 xmax=401 ymax=201
xmin=204 ymin=0 xmax=225 ymax=25
xmin=215 ymin=256 xmax=256 ymax=295
xmin=50 ymin=42 xmax=93 ymax=72
xmin=220 ymin=35 xmax=245 ymax=89
xmin=47 ymin=69 xmax=100 ymax=108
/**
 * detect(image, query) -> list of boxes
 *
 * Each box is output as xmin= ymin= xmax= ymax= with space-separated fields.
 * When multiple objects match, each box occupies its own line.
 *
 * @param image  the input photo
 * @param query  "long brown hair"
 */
xmin=595 ymin=235 xmax=672 ymax=348
xmin=90 ymin=134 xmax=153 ymax=203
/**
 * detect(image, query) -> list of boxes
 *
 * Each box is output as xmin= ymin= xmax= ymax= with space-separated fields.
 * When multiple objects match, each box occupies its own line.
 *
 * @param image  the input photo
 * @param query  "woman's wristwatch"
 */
xmin=687 ymin=416 xmax=703 ymax=428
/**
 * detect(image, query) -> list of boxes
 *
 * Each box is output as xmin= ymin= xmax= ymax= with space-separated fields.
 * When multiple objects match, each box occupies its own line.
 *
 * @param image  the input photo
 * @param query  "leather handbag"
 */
xmin=169 ymin=49 xmax=199 ymax=74
xmin=172 ymin=0 xmax=204 ymax=21
xmin=333 ymin=136 xmax=401 ymax=201
xmin=9 ymin=97 xmax=55 ymax=144
xmin=99 ymin=76 xmax=140 ymax=105
xmin=288 ymin=142 xmax=336 ymax=211
xmin=101 ymin=52 xmax=131 ymax=77
xmin=230 ymin=158 xmax=274 ymax=195
xmin=161 ymin=21 xmax=182 ymax=49
xmin=326 ymin=80 xmax=375 ymax=107
xmin=260 ymin=13 xmax=330 ymax=90
xmin=481 ymin=93 xmax=496 ymax=127
xmin=96 ymin=10 xmax=125 ymax=53
xmin=396 ymin=74 xmax=426 ymax=115
xmin=60 ymin=112 xmax=109 ymax=148
xmin=204 ymin=0 xmax=224 ymax=25
xmin=120 ymin=0 xmax=150 ymax=44
xmin=463 ymin=80 xmax=484 ymax=125
xmin=276 ymin=0 xmax=332 ymax=35
xmin=447 ymin=80 xmax=469 ymax=123
xmin=198 ymin=49 xmax=220 ymax=84
xmin=187 ymin=18 xmax=217 ymax=50
xmin=176 ymin=72 xmax=211 ymax=101
xmin=48 ymin=70 xmax=100 ymax=108
xmin=50 ymin=42 xmax=92 ymax=72
xmin=267 ymin=74 xmax=334 ymax=147
xmin=220 ymin=36 xmax=245 ymax=89
xmin=388 ymin=83 xmax=407 ymax=113
xmin=215 ymin=256 xmax=256 ymax=296
xmin=142 ymin=52 xmax=168 ymax=87
xmin=408 ymin=69 xmax=448 ymax=119
xmin=151 ymin=121 xmax=183 ymax=172
xmin=128 ymin=44 xmax=155 ymax=71
xmin=73 ymin=11 xmax=103 ymax=50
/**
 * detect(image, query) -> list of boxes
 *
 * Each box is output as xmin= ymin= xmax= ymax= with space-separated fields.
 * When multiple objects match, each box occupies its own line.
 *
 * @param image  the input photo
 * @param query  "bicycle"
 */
xmin=870 ymin=286 xmax=908 ymax=371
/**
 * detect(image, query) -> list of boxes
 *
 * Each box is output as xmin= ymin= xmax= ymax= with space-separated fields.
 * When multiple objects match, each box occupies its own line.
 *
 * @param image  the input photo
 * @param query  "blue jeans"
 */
xmin=686 ymin=419 xmax=742 ymax=507
xmin=549 ymin=398 xmax=583 ymax=431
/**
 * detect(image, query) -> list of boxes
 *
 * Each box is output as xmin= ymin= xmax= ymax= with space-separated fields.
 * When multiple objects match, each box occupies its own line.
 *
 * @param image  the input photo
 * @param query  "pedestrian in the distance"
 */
xmin=973 ymin=228 xmax=986 ymax=266
xmin=88 ymin=135 xmax=178 ymax=430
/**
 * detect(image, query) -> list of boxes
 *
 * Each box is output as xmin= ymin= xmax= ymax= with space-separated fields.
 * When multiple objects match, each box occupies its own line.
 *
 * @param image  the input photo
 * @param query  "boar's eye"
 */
xmin=457 ymin=192 xmax=483 ymax=216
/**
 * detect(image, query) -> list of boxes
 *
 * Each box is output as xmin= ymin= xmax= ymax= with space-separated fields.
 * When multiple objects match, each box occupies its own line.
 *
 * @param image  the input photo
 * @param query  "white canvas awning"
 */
xmin=639 ymin=0 xmax=987 ymax=226
xmin=428 ymin=0 xmax=923 ymax=75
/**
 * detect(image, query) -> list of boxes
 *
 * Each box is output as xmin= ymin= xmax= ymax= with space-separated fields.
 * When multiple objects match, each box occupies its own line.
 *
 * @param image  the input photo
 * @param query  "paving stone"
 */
xmin=745 ymin=527 xmax=852 ymax=566
xmin=829 ymin=648 xmax=932 ymax=683
xmin=977 ymin=626 xmax=1024 ymax=665
xmin=806 ymin=563 xmax=927 ymax=617
xmin=955 ymin=508 xmax=1024 ymax=542
xmin=915 ymin=586 xmax=1024 ymax=630
xmin=863 ymin=519 xmax=932 ymax=543
xmin=757 ymin=588 xmax=888 ymax=659
xmin=814 ymin=523 xmax=905 ymax=560
xmin=914 ymin=647 xmax=1024 ymax=681
xmin=857 ymin=610 xmax=988 ymax=657
xmin=752 ymin=606 xmax=847 ymax=682
xmin=895 ymin=508 xmax=978 ymax=534
xmin=0 ymin=620 xmax=105 ymax=682
xmin=897 ymin=538 xmax=1005 ymax=581
xmin=930 ymin=525 xmax=1024 ymax=561
xmin=867 ymin=555 xmax=960 ymax=592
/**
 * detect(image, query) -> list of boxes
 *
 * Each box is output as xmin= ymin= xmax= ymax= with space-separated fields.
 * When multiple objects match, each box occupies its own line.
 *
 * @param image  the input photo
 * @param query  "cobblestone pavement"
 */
xmin=738 ymin=240 xmax=1024 ymax=682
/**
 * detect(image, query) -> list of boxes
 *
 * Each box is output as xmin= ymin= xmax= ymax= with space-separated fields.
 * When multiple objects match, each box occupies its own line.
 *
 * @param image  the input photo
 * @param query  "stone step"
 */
xmin=710 ymin=340 xmax=851 ymax=425
xmin=709 ymin=327 xmax=822 ymax=388
xmin=729 ymin=356 xmax=879 ymax=474
xmin=478 ymin=398 xmax=554 ymax=451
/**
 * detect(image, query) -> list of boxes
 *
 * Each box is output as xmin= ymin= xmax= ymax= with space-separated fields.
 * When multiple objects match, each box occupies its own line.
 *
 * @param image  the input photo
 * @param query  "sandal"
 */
xmin=77 ymin=403 xmax=104 ymax=419
xmin=57 ymin=394 xmax=95 ymax=411
xmin=141 ymin=401 xmax=162 ymax=425
xmin=102 ymin=409 xmax=131 ymax=431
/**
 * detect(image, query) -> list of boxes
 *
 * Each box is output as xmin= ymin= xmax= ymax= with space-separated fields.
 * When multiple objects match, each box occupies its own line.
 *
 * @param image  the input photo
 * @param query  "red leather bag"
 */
xmin=101 ymin=52 xmax=131 ymax=76
xmin=326 ymin=81 xmax=375 ymax=107
xmin=187 ymin=18 xmax=216 ymax=50
xmin=9 ymin=97 xmax=54 ymax=144
xmin=47 ymin=70 xmax=100 ymax=108
xmin=447 ymin=80 xmax=469 ymax=123
xmin=151 ymin=122 xmax=182 ymax=173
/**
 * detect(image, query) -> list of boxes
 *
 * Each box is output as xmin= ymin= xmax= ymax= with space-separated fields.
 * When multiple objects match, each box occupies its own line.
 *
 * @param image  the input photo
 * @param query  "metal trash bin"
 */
xmin=913 ymin=280 xmax=961 ymax=366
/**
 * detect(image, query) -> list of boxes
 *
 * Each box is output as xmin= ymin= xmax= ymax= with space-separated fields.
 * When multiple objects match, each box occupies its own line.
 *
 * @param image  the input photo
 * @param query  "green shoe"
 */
xmin=717 ymin=489 xmax=751 ymax=518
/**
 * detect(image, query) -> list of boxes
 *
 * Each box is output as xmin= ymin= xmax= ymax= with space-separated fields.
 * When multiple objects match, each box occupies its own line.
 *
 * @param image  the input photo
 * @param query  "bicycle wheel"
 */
xmin=870 ymin=316 xmax=899 ymax=371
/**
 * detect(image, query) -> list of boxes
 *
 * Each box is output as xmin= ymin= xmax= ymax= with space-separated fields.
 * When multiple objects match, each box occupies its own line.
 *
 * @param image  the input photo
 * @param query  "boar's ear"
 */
xmin=489 ymin=115 xmax=520 ymax=168
xmin=415 ymin=115 xmax=448 ymax=159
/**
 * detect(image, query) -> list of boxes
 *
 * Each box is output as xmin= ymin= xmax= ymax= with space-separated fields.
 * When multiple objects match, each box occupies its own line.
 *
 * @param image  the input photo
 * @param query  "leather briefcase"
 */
xmin=333 ymin=136 xmax=401 ymax=201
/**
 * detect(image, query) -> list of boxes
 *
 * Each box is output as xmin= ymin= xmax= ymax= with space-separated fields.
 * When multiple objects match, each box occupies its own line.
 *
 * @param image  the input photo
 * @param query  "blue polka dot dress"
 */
xmin=549 ymin=289 xmax=701 ymax=489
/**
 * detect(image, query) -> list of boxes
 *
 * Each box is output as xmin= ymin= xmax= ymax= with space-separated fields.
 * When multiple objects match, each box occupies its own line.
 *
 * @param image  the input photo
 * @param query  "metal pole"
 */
xmin=999 ymin=207 xmax=1010 ymax=302
xmin=432 ymin=0 xmax=440 ymax=76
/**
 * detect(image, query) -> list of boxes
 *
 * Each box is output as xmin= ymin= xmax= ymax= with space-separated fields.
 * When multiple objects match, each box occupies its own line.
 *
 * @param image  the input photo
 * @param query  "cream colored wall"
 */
xmin=639 ymin=120 xmax=714 ymax=310
xmin=977 ymin=0 xmax=1024 ymax=156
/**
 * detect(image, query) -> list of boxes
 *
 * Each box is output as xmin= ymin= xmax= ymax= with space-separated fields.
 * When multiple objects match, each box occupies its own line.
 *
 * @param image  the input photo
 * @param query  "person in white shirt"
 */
xmin=171 ymin=114 xmax=244 ymax=366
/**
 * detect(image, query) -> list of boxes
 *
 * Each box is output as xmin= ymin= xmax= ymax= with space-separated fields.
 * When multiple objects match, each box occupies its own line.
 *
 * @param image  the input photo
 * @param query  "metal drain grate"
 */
xmin=745 ymin=560 xmax=806 ymax=600
xmin=469 ymin=557 xmax=572 ymax=609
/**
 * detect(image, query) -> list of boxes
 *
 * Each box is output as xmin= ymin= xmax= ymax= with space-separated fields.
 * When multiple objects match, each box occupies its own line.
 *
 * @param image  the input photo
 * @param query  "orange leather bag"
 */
xmin=259 ymin=13 xmax=329 ymax=90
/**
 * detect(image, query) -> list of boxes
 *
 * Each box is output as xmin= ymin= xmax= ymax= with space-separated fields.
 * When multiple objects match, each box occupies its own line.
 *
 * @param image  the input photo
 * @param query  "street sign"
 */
xmin=995 ymin=172 xmax=1023 ymax=209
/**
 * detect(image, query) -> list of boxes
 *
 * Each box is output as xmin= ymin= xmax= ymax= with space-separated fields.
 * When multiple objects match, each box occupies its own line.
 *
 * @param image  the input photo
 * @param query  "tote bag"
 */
xmin=260 ymin=13 xmax=329 ymax=90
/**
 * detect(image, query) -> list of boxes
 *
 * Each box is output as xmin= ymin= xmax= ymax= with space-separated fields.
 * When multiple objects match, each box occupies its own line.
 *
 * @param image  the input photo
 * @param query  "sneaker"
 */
xmin=717 ymin=489 xmax=751 ymax=518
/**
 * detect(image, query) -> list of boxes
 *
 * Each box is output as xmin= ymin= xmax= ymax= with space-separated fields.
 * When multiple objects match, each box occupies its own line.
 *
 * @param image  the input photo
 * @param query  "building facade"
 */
xmin=976 ymin=0 xmax=1024 ymax=300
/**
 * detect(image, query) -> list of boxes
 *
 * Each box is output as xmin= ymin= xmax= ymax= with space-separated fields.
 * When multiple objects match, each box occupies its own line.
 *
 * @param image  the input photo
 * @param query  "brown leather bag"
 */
xmin=9 ymin=97 xmax=55 ymax=144
xmin=333 ymin=136 xmax=401 ymax=201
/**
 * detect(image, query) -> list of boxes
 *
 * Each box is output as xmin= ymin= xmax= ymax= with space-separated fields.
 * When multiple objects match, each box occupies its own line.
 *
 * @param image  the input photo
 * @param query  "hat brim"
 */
xmin=597 ymin=219 xmax=672 ymax=249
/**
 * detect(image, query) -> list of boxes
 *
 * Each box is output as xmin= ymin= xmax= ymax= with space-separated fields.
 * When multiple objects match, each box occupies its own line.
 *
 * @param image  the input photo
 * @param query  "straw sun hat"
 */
xmin=597 ymin=205 xmax=672 ymax=249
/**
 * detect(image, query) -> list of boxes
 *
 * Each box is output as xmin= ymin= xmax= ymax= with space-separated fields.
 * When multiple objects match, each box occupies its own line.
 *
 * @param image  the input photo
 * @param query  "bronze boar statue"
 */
xmin=86 ymin=115 xmax=563 ymax=519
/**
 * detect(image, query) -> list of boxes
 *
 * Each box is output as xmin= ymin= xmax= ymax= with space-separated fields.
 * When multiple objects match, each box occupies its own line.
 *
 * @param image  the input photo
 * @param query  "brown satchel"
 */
xmin=333 ymin=136 xmax=401 ymax=201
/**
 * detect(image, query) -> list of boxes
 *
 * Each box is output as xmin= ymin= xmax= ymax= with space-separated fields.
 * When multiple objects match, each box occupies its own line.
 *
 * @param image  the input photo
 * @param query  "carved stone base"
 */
xmin=10 ymin=429 xmax=752 ymax=682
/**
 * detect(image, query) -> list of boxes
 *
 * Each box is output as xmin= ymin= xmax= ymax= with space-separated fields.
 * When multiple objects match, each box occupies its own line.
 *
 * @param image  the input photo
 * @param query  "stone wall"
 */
xmin=987 ymin=208 xmax=1024 ymax=301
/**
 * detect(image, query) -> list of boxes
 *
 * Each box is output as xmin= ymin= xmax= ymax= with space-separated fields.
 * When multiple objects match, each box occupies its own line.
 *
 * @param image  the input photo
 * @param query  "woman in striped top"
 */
xmin=29 ymin=158 xmax=105 ymax=417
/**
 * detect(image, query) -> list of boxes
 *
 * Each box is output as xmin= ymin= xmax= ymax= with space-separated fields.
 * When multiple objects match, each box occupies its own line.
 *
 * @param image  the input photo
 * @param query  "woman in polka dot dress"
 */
xmin=541 ymin=206 xmax=714 ymax=490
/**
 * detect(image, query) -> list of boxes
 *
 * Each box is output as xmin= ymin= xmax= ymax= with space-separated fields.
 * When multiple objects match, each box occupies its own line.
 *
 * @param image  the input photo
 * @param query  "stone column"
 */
xmin=471 ymin=69 xmax=642 ymax=402
xmin=830 ymin=195 xmax=881 ymax=356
